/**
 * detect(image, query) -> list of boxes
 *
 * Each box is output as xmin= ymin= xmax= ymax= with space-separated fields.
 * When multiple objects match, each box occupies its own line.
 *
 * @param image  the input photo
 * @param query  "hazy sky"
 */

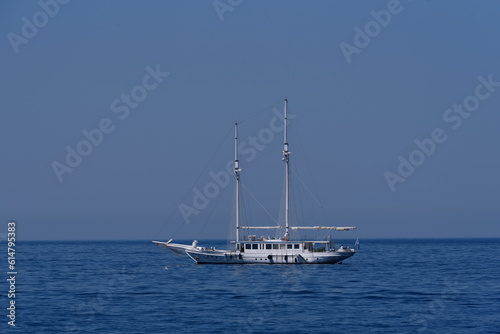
xmin=2 ymin=0 xmax=499 ymax=240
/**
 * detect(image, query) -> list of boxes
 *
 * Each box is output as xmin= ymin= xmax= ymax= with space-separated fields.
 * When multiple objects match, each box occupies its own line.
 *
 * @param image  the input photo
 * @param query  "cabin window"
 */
xmin=266 ymin=244 xmax=272 ymax=250
xmin=287 ymin=244 xmax=293 ymax=249
xmin=272 ymin=244 xmax=278 ymax=250
xmin=252 ymin=244 xmax=258 ymax=250
xmin=280 ymin=244 xmax=286 ymax=249
xmin=245 ymin=243 xmax=251 ymax=250
xmin=314 ymin=243 xmax=325 ymax=252
xmin=294 ymin=244 xmax=300 ymax=249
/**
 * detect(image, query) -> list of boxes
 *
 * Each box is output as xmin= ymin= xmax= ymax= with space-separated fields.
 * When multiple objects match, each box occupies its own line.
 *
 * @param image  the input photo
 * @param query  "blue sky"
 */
xmin=1 ymin=0 xmax=499 ymax=240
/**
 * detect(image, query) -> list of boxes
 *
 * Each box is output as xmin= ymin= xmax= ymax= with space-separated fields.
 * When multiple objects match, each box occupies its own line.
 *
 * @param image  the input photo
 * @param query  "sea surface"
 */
xmin=2 ymin=239 xmax=499 ymax=333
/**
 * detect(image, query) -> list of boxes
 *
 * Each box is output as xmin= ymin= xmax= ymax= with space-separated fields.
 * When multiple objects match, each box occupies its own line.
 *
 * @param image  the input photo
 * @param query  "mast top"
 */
xmin=283 ymin=98 xmax=289 ymax=154
xmin=234 ymin=122 xmax=240 ymax=172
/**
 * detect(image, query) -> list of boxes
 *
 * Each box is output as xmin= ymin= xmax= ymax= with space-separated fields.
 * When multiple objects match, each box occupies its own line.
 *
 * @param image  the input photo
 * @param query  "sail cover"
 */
xmin=290 ymin=226 xmax=357 ymax=231
xmin=238 ymin=226 xmax=282 ymax=229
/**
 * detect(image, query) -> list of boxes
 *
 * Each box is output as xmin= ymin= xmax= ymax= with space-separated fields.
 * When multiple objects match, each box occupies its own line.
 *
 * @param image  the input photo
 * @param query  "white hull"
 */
xmin=186 ymin=250 xmax=354 ymax=264
xmin=153 ymin=241 xmax=355 ymax=265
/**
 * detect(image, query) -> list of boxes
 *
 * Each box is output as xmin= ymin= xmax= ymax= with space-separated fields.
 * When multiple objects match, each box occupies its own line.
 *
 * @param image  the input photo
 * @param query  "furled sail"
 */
xmin=290 ymin=226 xmax=357 ymax=231
xmin=238 ymin=226 xmax=282 ymax=229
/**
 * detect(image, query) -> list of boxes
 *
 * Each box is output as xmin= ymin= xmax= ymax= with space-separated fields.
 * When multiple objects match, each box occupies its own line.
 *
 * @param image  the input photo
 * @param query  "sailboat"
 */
xmin=153 ymin=99 xmax=357 ymax=264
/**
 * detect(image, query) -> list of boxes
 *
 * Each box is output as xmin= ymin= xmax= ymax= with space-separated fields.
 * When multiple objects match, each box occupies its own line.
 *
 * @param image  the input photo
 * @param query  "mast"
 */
xmin=234 ymin=122 xmax=241 ymax=242
xmin=282 ymin=99 xmax=290 ymax=237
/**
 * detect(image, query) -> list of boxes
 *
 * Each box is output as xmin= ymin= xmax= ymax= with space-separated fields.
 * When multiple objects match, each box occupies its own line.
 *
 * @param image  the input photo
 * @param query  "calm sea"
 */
xmin=2 ymin=239 xmax=499 ymax=333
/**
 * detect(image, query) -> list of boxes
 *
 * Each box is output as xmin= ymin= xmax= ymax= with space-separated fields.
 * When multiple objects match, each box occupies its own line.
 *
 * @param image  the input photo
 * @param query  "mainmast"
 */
xmin=282 ymin=99 xmax=290 ymax=237
xmin=234 ymin=122 xmax=241 ymax=242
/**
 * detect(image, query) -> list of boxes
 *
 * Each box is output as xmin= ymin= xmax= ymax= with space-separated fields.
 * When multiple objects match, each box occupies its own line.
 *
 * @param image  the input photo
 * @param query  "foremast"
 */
xmin=283 ymin=98 xmax=290 ymax=238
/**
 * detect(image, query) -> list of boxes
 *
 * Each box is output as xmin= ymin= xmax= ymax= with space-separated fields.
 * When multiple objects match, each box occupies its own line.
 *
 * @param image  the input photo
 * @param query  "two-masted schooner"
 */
xmin=153 ymin=99 xmax=357 ymax=264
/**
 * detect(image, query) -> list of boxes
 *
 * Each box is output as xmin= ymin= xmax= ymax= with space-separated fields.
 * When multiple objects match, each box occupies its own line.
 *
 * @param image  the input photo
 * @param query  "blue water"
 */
xmin=2 ymin=239 xmax=499 ymax=333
